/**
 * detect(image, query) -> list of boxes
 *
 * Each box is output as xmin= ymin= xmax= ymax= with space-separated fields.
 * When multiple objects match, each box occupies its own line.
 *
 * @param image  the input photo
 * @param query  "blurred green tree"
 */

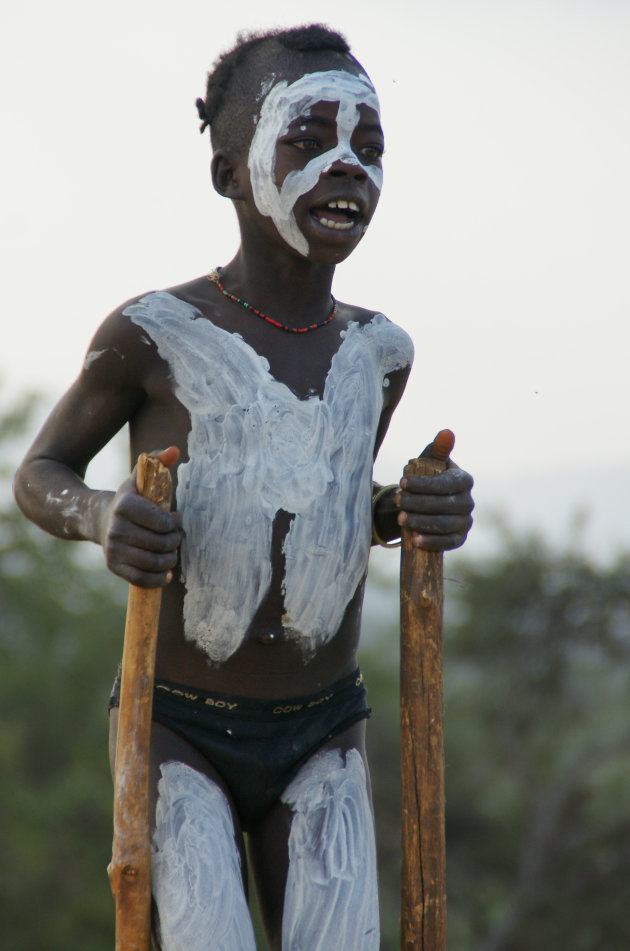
xmin=364 ymin=531 xmax=630 ymax=951
xmin=443 ymin=533 xmax=630 ymax=951
xmin=0 ymin=394 xmax=124 ymax=951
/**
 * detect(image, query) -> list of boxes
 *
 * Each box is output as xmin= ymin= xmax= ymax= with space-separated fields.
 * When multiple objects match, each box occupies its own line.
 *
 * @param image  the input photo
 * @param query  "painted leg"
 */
xmin=281 ymin=748 xmax=380 ymax=951
xmin=151 ymin=761 xmax=257 ymax=951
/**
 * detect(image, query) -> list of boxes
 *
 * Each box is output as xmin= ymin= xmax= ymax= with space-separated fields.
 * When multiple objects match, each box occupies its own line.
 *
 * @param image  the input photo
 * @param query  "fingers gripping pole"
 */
xmin=108 ymin=454 xmax=173 ymax=951
xmin=400 ymin=445 xmax=449 ymax=951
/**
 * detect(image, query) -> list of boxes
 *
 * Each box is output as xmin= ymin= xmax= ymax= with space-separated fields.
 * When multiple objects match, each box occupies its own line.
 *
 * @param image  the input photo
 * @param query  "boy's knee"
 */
xmin=152 ymin=761 xmax=256 ymax=951
xmin=281 ymin=748 xmax=379 ymax=950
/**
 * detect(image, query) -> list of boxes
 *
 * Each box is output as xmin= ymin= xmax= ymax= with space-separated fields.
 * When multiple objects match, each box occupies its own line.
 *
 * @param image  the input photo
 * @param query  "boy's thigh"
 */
xmin=248 ymin=720 xmax=379 ymax=951
xmin=109 ymin=712 xmax=256 ymax=951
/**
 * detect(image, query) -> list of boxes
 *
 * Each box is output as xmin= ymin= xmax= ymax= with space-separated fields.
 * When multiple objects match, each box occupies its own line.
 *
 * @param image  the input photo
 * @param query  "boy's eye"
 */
xmin=292 ymin=138 xmax=321 ymax=153
xmin=359 ymin=144 xmax=384 ymax=161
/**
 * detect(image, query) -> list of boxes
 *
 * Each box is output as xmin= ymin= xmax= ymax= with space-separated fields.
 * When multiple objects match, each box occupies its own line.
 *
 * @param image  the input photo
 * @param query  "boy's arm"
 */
xmin=14 ymin=312 xmax=183 ymax=587
xmin=371 ymin=368 xmax=474 ymax=552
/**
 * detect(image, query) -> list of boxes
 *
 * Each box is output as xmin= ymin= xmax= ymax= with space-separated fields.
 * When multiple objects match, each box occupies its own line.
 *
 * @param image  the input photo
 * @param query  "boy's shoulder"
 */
xmin=338 ymin=300 xmax=379 ymax=324
xmin=110 ymin=277 xmax=208 ymax=320
xmin=338 ymin=299 xmax=408 ymax=331
xmin=80 ymin=283 xmax=197 ymax=384
xmin=91 ymin=277 xmax=210 ymax=344
xmin=337 ymin=301 xmax=415 ymax=362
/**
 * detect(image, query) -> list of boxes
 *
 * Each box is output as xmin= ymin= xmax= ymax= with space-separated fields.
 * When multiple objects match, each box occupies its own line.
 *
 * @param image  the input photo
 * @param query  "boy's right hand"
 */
xmin=100 ymin=448 xmax=183 ymax=588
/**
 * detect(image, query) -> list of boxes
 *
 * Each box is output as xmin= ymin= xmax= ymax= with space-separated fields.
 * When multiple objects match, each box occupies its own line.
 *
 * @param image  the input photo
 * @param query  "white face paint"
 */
xmin=281 ymin=748 xmax=380 ymax=950
xmin=152 ymin=762 xmax=256 ymax=951
xmin=248 ymin=70 xmax=382 ymax=257
xmin=124 ymin=292 xmax=413 ymax=663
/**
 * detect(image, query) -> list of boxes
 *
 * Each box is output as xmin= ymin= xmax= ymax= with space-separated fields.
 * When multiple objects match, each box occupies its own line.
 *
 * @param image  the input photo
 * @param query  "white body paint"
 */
xmin=248 ymin=70 xmax=382 ymax=256
xmin=83 ymin=348 xmax=106 ymax=370
xmin=281 ymin=748 xmax=379 ymax=950
xmin=152 ymin=762 xmax=256 ymax=951
xmin=124 ymin=292 xmax=413 ymax=663
xmin=83 ymin=346 xmax=124 ymax=369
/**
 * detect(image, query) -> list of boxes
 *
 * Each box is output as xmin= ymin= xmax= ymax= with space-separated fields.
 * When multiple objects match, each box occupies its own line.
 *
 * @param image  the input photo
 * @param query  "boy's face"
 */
xmin=246 ymin=68 xmax=384 ymax=261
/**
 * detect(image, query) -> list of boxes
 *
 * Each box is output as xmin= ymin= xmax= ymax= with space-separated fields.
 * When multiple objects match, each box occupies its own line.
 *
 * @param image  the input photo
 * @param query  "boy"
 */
xmin=14 ymin=25 xmax=473 ymax=951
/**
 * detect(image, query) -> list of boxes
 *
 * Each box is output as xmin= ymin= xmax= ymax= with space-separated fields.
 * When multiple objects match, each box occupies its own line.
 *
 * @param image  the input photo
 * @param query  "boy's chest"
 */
xmin=129 ymin=292 xmax=381 ymax=406
xmin=238 ymin=330 xmax=347 ymax=401
xmin=171 ymin=285 xmax=369 ymax=400
xmin=124 ymin=292 xmax=401 ymax=471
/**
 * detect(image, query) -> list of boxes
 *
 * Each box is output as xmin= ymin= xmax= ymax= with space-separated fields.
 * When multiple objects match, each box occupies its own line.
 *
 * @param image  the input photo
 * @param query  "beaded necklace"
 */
xmin=207 ymin=268 xmax=337 ymax=334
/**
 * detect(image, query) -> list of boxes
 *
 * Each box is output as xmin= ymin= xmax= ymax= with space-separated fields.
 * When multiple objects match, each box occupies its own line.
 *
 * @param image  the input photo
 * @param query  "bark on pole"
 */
xmin=108 ymin=454 xmax=172 ymax=951
xmin=400 ymin=433 xmax=451 ymax=951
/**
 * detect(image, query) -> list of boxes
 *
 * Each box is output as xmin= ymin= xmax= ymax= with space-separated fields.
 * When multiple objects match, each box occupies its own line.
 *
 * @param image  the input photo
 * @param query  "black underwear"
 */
xmin=109 ymin=669 xmax=370 ymax=829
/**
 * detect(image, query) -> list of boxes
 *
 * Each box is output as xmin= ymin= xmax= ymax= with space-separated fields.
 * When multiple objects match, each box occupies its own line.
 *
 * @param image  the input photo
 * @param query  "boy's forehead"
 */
xmin=248 ymin=44 xmax=376 ymax=110
xmin=253 ymin=67 xmax=380 ymax=126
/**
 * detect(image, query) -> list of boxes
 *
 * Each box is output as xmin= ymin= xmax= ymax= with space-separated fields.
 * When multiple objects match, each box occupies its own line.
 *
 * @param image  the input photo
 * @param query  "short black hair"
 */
xmin=196 ymin=24 xmax=361 ymax=154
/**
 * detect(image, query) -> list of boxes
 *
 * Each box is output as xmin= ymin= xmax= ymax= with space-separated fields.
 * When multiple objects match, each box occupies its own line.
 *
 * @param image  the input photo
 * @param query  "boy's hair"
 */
xmin=196 ymin=24 xmax=359 ymax=154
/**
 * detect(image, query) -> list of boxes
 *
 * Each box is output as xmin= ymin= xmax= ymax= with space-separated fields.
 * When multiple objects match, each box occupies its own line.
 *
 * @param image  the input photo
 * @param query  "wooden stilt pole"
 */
xmin=108 ymin=454 xmax=173 ymax=951
xmin=400 ymin=431 xmax=453 ymax=951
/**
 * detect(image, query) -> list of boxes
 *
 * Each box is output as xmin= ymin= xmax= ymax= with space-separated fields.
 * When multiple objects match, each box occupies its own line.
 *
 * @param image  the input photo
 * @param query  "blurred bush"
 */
xmin=1 ymin=395 xmax=125 ymax=951
xmin=364 ymin=533 xmax=630 ymax=951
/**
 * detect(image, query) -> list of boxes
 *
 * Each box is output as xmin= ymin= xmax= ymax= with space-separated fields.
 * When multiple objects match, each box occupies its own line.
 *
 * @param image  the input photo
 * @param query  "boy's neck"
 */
xmin=219 ymin=247 xmax=336 ymax=329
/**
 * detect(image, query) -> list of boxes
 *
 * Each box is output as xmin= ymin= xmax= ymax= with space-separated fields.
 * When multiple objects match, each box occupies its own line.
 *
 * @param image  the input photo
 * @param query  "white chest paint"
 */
xmin=124 ymin=292 xmax=413 ymax=663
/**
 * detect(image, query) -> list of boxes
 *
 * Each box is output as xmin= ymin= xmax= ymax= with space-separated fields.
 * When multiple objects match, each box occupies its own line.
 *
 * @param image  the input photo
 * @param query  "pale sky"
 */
xmin=2 ymin=0 xmax=629 ymax=560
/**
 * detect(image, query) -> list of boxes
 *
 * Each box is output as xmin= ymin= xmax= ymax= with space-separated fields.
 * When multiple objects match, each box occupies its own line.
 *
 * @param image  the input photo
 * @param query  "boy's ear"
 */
xmin=211 ymin=150 xmax=245 ymax=199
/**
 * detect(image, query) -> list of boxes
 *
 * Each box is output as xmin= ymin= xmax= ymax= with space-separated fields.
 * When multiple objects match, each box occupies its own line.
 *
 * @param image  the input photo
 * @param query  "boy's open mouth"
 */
xmin=311 ymin=199 xmax=361 ymax=232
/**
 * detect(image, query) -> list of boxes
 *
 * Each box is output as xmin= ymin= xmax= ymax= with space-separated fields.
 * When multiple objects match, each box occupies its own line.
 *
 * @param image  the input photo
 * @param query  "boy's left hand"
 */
xmin=396 ymin=435 xmax=474 ymax=552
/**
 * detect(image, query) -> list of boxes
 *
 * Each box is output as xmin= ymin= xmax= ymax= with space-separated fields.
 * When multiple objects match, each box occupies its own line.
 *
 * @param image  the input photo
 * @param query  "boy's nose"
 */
xmin=326 ymin=157 xmax=367 ymax=182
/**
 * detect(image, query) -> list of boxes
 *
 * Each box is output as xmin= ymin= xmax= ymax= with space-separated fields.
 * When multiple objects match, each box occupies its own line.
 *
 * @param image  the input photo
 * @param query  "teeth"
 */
xmin=326 ymin=200 xmax=360 ymax=212
xmin=319 ymin=217 xmax=354 ymax=231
